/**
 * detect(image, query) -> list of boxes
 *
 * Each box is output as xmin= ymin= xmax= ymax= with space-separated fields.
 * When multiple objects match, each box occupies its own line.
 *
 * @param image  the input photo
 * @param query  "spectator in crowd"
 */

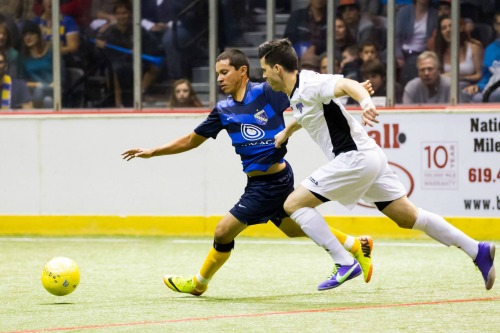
xmin=437 ymin=0 xmax=451 ymax=17
xmin=395 ymin=0 xmax=438 ymax=86
xmin=319 ymin=54 xmax=341 ymax=74
xmin=155 ymin=0 xmax=208 ymax=81
xmin=358 ymin=41 xmax=380 ymax=63
xmin=336 ymin=0 xmax=386 ymax=49
xmin=90 ymin=0 xmax=118 ymax=35
xmin=361 ymin=59 xmax=403 ymax=104
xmin=283 ymin=0 xmax=326 ymax=58
xmin=403 ymin=51 xmax=456 ymax=104
xmin=425 ymin=0 xmax=451 ymax=51
xmin=299 ymin=52 xmax=320 ymax=72
xmin=19 ymin=20 xmax=58 ymax=108
xmin=0 ymin=15 xmax=20 ymax=77
xmin=463 ymin=12 xmax=500 ymax=103
xmin=96 ymin=0 xmax=162 ymax=107
xmin=333 ymin=17 xmax=357 ymax=59
xmin=168 ymin=79 xmax=202 ymax=108
xmin=60 ymin=0 xmax=93 ymax=32
xmin=361 ymin=59 xmax=385 ymax=96
xmin=358 ymin=0 xmax=382 ymax=16
xmin=0 ymin=11 xmax=21 ymax=50
xmin=33 ymin=0 xmax=81 ymax=58
xmin=459 ymin=0 xmax=495 ymax=25
xmin=433 ymin=15 xmax=484 ymax=89
xmin=340 ymin=44 xmax=362 ymax=81
xmin=0 ymin=50 xmax=33 ymax=110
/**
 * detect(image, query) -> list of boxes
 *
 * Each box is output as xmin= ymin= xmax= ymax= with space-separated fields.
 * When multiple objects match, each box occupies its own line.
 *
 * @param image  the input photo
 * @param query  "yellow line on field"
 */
xmin=0 ymin=216 xmax=498 ymax=240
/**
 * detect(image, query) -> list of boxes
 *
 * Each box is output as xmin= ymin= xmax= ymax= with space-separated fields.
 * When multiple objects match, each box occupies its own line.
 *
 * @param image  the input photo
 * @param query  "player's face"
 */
xmin=215 ymin=59 xmax=245 ymax=96
xmin=260 ymin=58 xmax=283 ymax=92
xmin=174 ymin=83 xmax=190 ymax=103
xmin=417 ymin=58 xmax=439 ymax=85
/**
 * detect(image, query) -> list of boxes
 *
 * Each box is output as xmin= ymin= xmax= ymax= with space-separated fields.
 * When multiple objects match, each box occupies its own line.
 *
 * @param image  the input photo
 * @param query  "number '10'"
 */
xmin=424 ymin=145 xmax=448 ymax=169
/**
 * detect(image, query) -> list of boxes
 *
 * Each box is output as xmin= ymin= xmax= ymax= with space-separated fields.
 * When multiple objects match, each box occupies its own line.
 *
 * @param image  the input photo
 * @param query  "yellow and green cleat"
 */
xmin=354 ymin=236 xmax=374 ymax=283
xmin=163 ymin=275 xmax=208 ymax=296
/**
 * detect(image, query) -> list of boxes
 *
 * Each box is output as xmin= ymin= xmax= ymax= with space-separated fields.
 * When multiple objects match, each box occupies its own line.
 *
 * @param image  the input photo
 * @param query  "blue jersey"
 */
xmin=195 ymin=81 xmax=290 ymax=173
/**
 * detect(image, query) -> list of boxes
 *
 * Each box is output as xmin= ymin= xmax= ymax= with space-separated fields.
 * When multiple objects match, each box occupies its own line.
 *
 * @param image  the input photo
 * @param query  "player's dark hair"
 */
xmin=216 ymin=49 xmax=250 ymax=76
xmin=258 ymin=38 xmax=298 ymax=73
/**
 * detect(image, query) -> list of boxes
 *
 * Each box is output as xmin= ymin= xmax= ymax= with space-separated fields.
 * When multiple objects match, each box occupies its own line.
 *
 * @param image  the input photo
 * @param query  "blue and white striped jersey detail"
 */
xmin=195 ymin=81 xmax=290 ymax=173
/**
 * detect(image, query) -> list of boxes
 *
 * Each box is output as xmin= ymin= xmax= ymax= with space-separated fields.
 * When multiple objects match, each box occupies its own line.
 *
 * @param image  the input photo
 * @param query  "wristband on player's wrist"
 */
xmin=360 ymin=97 xmax=373 ymax=109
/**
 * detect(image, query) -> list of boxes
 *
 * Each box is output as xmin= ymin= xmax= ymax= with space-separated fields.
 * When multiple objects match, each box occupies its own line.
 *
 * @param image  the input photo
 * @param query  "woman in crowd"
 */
xmin=433 ymin=14 xmax=484 ymax=89
xmin=20 ymin=20 xmax=61 ymax=108
xmin=0 ymin=16 xmax=19 ymax=77
xmin=168 ymin=79 xmax=202 ymax=108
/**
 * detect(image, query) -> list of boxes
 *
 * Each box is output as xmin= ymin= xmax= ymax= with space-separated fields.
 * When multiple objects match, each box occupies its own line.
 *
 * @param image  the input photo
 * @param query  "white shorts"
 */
xmin=301 ymin=146 xmax=407 ymax=210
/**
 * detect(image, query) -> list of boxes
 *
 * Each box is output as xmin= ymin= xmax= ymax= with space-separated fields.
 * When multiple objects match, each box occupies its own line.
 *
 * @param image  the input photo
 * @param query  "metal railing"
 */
xmin=39 ymin=0 xmax=478 ymax=110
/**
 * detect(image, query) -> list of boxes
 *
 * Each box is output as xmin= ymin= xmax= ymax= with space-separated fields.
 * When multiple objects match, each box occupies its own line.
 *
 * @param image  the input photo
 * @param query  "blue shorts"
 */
xmin=230 ymin=160 xmax=294 ymax=226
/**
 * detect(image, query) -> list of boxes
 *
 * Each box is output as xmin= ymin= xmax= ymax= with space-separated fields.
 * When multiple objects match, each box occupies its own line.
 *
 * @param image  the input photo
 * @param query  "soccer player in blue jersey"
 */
xmin=122 ymin=49 xmax=374 ymax=296
xmin=258 ymin=38 xmax=495 ymax=291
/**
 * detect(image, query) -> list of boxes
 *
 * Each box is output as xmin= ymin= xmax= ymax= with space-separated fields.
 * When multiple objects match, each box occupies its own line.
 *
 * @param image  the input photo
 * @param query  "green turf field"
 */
xmin=0 ymin=236 xmax=498 ymax=333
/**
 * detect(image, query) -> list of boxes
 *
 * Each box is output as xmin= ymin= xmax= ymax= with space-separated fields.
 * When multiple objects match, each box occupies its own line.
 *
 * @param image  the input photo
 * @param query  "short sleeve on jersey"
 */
xmin=194 ymin=107 xmax=223 ymax=139
xmin=301 ymin=71 xmax=343 ymax=104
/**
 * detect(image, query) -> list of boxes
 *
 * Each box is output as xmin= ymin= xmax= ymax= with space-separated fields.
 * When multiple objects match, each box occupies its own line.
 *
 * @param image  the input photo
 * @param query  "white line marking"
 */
xmin=172 ymin=239 xmax=443 ymax=247
xmin=0 ymin=237 xmax=444 ymax=247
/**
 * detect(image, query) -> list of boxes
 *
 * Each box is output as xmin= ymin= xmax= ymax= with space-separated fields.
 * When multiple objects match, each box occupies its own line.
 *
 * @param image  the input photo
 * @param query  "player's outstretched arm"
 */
xmin=334 ymin=78 xmax=379 ymax=127
xmin=275 ymin=119 xmax=302 ymax=148
xmin=122 ymin=132 xmax=208 ymax=161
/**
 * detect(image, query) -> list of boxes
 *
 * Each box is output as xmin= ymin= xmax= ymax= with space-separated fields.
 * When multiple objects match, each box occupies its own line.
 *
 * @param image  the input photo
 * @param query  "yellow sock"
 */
xmin=329 ymin=227 xmax=360 ymax=255
xmin=198 ymin=246 xmax=232 ymax=283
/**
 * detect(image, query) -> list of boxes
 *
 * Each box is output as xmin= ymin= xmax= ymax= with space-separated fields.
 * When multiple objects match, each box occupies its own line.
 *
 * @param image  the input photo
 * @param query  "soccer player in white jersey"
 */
xmin=258 ymin=38 xmax=495 ymax=291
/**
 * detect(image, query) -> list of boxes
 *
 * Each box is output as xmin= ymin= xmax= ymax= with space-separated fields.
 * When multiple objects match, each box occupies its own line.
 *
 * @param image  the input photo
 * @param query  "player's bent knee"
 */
xmin=213 ymin=240 xmax=235 ymax=252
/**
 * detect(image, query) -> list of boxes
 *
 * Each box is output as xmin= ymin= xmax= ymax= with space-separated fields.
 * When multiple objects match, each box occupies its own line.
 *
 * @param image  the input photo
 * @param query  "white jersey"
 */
xmin=289 ymin=70 xmax=377 ymax=160
xmin=289 ymin=71 xmax=407 ymax=208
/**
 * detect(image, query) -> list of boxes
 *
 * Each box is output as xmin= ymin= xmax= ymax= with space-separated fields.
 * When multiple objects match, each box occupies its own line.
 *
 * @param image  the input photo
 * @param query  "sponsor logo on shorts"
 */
xmin=308 ymin=176 xmax=318 ymax=185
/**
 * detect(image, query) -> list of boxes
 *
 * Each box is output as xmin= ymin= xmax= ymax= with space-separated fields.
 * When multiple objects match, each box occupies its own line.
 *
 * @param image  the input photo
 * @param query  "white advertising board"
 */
xmin=0 ymin=111 xmax=498 ymax=218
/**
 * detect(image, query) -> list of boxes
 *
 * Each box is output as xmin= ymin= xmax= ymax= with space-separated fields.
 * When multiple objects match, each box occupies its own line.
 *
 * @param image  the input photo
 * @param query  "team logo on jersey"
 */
xmin=254 ymin=109 xmax=268 ymax=125
xmin=241 ymin=124 xmax=265 ymax=141
xmin=295 ymin=102 xmax=304 ymax=114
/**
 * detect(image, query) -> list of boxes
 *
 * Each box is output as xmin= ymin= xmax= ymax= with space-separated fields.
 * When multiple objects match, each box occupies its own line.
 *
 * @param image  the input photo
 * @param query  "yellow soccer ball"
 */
xmin=41 ymin=257 xmax=80 ymax=296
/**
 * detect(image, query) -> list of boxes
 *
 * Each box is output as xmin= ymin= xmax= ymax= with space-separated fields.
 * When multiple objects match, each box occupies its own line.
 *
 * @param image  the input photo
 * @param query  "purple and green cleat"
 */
xmin=318 ymin=260 xmax=362 ymax=291
xmin=474 ymin=242 xmax=496 ymax=290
